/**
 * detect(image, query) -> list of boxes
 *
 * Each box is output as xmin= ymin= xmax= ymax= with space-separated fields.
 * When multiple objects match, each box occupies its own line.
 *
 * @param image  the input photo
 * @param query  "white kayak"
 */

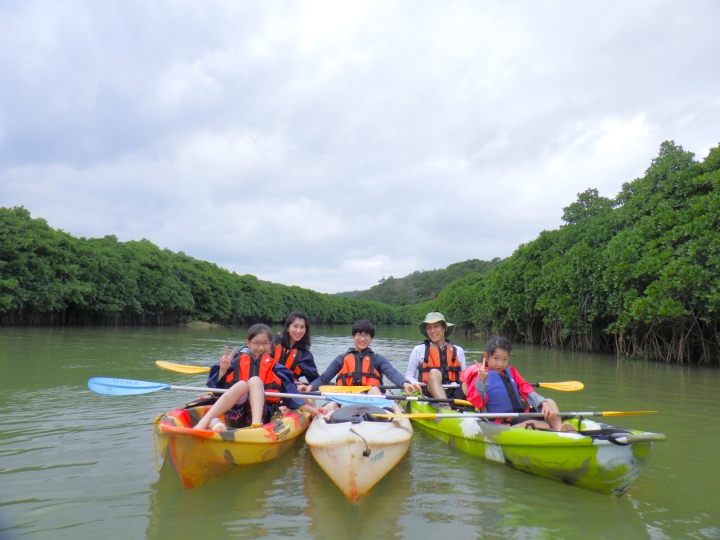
xmin=306 ymin=399 xmax=413 ymax=501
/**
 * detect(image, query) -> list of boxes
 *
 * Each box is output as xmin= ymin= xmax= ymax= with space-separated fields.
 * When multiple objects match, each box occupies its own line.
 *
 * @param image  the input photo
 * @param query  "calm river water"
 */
xmin=0 ymin=325 xmax=718 ymax=539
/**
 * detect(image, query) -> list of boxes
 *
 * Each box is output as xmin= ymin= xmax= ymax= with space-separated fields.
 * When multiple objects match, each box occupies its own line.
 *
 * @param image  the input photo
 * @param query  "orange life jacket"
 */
xmin=272 ymin=343 xmax=301 ymax=377
xmin=224 ymin=352 xmax=283 ymax=403
xmin=418 ymin=340 xmax=461 ymax=384
xmin=336 ymin=349 xmax=382 ymax=387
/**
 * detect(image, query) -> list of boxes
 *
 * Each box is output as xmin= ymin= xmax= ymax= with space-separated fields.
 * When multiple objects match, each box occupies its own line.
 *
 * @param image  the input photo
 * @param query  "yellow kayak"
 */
xmin=153 ymin=403 xmax=310 ymax=488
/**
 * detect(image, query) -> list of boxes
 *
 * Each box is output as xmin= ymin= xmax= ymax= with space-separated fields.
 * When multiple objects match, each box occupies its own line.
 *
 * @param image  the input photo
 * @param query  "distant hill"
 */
xmin=338 ymin=259 xmax=501 ymax=306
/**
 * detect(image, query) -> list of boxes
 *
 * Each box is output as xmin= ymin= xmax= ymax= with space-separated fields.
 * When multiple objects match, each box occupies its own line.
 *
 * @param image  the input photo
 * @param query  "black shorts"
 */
xmin=223 ymin=402 xmax=275 ymax=428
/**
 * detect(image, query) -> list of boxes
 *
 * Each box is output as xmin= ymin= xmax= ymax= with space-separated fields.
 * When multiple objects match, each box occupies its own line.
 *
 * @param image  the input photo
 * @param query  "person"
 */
xmin=298 ymin=320 xmax=416 ymax=397
xmin=461 ymin=336 xmax=575 ymax=431
xmin=271 ymin=311 xmax=319 ymax=383
xmin=404 ymin=312 xmax=466 ymax=401
xmin=195 ymin=323 xmax=325 ymax=431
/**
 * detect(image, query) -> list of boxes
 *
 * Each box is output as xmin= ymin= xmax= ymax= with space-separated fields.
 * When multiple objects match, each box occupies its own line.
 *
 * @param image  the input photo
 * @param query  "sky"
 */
xmin=1 ymin=1 xmax=719 ymax=293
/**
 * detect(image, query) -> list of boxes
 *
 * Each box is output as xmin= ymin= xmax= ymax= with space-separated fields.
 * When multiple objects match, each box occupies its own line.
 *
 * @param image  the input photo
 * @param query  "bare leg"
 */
xmin=324 ymin=401 xmax=339 ymax=412
xmin=247 ymin=376 xmax=266 ymax=426
xmin=427 ymin=369 xmax=448 ymax=400
xmin=194 ymin=381 xmax=249 ymax=430
xmin=512 ymin=419 xmax=576 ymax=432
xmin=367 ymin=387 xmax=382 ymax=395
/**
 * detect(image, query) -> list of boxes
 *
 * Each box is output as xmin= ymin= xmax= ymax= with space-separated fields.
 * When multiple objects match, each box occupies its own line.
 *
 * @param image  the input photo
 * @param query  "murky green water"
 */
xmin=0 ymin=326 xmax=718 ymax=539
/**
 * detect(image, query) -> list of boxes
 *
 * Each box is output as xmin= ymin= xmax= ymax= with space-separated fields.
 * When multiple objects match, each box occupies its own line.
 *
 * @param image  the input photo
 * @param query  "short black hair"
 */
xmin=351 ymin=320 xmax=375 ymax=337
xmin=485 ymin=336 xmax=512 ymax=355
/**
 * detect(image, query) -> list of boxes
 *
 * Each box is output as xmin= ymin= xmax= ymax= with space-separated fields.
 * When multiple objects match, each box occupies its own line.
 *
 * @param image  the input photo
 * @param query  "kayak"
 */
xmin=406 ymin=401 xmax=665 ymax=496
xmin=153 ymin=403 xmax=310 ymax=488
xmin=306 ymin=400 xmax=413 ymax=501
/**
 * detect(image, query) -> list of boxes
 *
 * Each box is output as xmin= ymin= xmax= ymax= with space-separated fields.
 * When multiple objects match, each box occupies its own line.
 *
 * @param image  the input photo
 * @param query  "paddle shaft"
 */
xmin=157 ymin=361 xmax=582 ymax=391
xmin=174 ymin=386 xmax=471 ymax=405
xmin=373 ymin=410 xmax=657 ymax=419
xmin=92 ymin=379 xmax=394 ymax=402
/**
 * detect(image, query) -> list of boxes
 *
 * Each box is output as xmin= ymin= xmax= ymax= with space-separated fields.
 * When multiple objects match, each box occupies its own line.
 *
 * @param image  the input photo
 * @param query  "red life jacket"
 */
xmin=418 ymin=340 xmax=461 ymax=384
xmin=224 ymin=352 xmax=283 ymax=403
xmin=272 ymin=344 xmax=301 ymax=377
xmin=336 ymin=349 xmax=382 ymax=387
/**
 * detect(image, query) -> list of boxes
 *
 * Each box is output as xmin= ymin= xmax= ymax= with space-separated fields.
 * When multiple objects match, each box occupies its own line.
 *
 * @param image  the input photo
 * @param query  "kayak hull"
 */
xmin=306 ymin=403 xmax=412 ymax=501
xmin=408 ymin=401 xmax=664 ymax=496
xmin=154 ymin=404 xmax=309 ymax=489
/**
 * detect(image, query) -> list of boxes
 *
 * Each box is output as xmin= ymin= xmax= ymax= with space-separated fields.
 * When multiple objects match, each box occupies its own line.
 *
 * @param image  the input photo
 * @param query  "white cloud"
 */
xmin=1 ymin=0 xmax=719 ymax=293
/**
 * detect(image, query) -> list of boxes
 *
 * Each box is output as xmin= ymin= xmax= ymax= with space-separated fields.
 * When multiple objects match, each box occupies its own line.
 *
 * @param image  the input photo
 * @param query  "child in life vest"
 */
xmin=194 ymin=324 xmax=325 ymax=431
xmin=461 ymin=336 xmax=575 ymax=431
xmin=297 ymin=320 xmax=415 ymax=397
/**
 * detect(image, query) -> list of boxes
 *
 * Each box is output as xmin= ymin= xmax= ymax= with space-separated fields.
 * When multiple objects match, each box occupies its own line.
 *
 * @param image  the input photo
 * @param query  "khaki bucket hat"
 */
xmin=418 ymin=312 xmax=455 ymax=339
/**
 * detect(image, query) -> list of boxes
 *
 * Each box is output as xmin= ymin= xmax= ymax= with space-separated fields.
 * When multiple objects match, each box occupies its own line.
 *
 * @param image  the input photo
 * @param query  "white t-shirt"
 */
xmin=405 ymin=342 xmax=466 ymax=384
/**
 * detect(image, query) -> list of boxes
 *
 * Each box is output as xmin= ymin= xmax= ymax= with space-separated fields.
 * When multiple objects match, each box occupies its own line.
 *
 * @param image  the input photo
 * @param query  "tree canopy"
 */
xmin=403 ymin=141 xmax=720 ymax=364
xmin=0 ymin=208 xmax=398 ymax=325
xmin=3 ymin=140 xmax=719 ymax=364
xmin=339 ymin=259 xmax=500 ymax=305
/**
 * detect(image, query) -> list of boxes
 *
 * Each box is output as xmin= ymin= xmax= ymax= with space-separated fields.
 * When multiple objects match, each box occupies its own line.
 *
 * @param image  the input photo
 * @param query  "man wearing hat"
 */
xmin=404 ymin=312 xmax=467 ymax=401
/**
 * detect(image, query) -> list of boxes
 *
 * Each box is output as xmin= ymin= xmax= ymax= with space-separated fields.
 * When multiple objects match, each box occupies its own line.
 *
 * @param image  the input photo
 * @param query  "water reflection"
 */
xmin=303 ymin=445 xmax=409 ymax=540
xmin=0 ymin=326 xmax=718 ymax=539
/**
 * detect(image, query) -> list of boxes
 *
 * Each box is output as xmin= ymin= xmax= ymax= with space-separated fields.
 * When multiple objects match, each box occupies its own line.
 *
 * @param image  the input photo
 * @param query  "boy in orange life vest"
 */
xmin=404 ymin=312 xmax=466 ymax=401
xmin=194 ymin=323 xmax=325 ymax=431
xmin=297 ymin=320 xmax=416 ymax=395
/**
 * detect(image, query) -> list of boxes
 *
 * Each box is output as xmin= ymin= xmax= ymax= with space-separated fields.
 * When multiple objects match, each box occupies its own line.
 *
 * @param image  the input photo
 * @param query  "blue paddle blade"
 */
xmin=327 ymin=395 xmax=394 ymax=408
xmin=88 ymin=377 xmax=170 ymax=396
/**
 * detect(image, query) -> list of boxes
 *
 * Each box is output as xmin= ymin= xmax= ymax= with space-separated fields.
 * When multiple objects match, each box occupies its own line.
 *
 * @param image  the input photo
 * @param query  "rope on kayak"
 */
xmin=152 ymin=413 xmax=167 ymax=473
xmin=349 ymin=428 xmax=372 ymax=458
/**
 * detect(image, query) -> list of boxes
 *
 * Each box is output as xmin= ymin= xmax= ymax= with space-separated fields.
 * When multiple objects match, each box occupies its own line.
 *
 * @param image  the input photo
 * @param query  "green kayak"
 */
xmin=407 ymin=401 xmax=665 ymax=496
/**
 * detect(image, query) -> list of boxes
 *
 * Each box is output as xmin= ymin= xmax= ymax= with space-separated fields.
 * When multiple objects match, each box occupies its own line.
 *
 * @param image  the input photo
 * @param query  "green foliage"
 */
xmin=424 ymin=141 xmax=720 ymax=364
xmin=349 ymin=259 xmax=500 ymax=305
xmin=0 ymin=207 xmax=399 ymax=325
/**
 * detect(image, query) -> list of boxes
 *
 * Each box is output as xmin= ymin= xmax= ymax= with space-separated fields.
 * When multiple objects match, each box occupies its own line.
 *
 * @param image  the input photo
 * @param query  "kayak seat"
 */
xmin=327 ymin=405 xmax=391 ymax=424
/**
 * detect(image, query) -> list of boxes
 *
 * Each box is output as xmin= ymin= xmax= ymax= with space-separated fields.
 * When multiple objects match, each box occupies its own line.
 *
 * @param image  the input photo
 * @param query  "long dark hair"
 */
xmin=279 ymin=311 xmax=311 ymax=350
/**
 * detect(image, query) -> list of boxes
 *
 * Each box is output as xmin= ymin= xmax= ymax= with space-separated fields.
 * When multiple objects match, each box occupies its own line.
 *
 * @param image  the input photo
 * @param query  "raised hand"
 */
xmin=218 ymin=346 xmax=236 ymax=378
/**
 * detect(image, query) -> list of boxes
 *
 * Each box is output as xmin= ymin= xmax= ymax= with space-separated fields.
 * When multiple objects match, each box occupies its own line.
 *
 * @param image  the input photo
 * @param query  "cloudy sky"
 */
xmin=1 ymin=1 xmax=718 ymax=293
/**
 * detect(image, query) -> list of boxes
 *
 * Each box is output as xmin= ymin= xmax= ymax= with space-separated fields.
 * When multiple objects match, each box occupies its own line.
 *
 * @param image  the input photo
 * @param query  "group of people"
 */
xmin=193 ymin=310 xmax=574 ymax=433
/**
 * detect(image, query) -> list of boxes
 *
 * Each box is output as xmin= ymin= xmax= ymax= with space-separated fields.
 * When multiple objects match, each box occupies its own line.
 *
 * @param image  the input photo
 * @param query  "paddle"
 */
xmin=531 ymin=381 xmax=583 ymax=392
xmin=156 ymin=360 xmax=210 ymax=374
xmin=89 ymin=377 xmax=473 ymax=407
xmin=316 ymin=385 xmax=472 ymax=406
xmin=372 ymin=410 xmax=657 ymax=419
xmin=89 ymin=377 xmax=336 ymax=400
xmin=88 ymin=377 xmax=420 ymax=403
xmin=156 ymin=361 xmax=584 ymax=392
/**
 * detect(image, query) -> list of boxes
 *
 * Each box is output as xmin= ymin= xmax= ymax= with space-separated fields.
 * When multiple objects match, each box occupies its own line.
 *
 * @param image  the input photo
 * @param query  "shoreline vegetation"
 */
xmin=1 ymin=141 xmax=718 ymax=364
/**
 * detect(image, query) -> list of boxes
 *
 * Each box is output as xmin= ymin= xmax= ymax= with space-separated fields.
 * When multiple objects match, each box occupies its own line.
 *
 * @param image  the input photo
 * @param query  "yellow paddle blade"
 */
xmin=454 ymin=399 xmax=474 ymax=407
xmin=155 ymin=360 xmax=210 ymax=375
xmin=600 ymin=410 xmax=657 ymax=417
xmin=318 ymin=385 xmax=373 ymax=393
xmin=537 ymin=381 xmax=584 ymax=392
